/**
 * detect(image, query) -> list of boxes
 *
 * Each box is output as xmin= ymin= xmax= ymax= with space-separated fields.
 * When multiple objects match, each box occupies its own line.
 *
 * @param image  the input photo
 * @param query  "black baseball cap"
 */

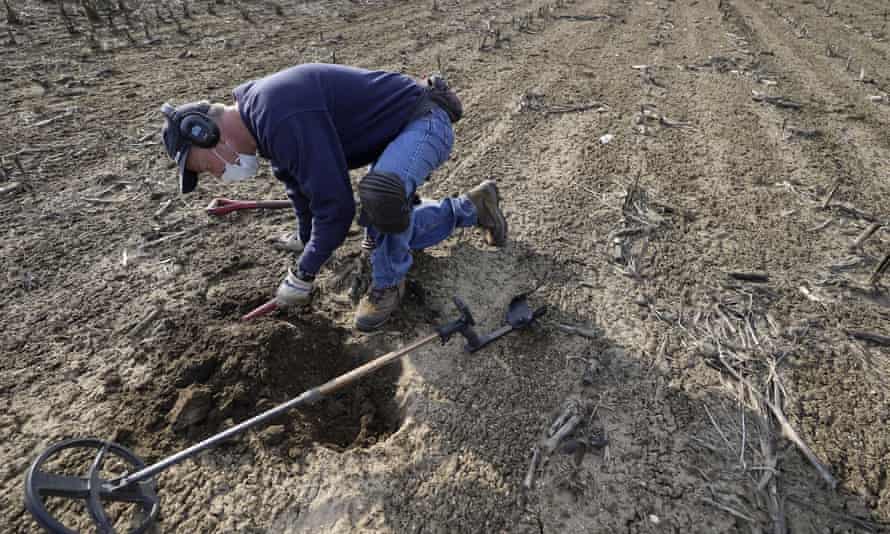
xmin=161 ymin=101 xmax=213 ymax=194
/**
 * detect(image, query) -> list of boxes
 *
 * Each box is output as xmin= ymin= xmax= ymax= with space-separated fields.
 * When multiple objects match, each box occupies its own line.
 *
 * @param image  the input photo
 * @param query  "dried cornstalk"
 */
xmin=752 ymin=90 xmax=802 ymax=109
xmin=783 ymin=124 xmax=820 ymax=140
xmin=849 ymin=222 xmax=882 ymax=250
xmin=126 ymin=308 xmax=160 ymax=338
xmin=820 ymin=182 xmax=839 ymax=209
xmin=553 ymin=322 xmax=598 ymax=339
xmin=543 ymin=415 xmax=581 ymax=454
xmin=0 ymin=181 xmax=22 ymax=196
xmin=845 ymin=330 xmax=890 ymax=346
xmin=522 ymin=446 xmax=542 ymax=490
xmin=142 ymin=225 xmax=202 ymax=249
xmin=762 ymin=380 xmax=787 ymax=534
xmin=870 ymin=254 xmax=889 ymax=286
xmin=153 ymin=199 xmax=175 ymax=219
xmin=718 ymin=353 xmax=838 ymax=489
xmin=728 ymin=272 xmax=770 ymax=283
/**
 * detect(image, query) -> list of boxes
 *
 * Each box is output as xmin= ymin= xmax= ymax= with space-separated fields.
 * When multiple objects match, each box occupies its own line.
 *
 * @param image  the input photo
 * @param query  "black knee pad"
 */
xmin=358 ymin=171 xmax=411 ymax=234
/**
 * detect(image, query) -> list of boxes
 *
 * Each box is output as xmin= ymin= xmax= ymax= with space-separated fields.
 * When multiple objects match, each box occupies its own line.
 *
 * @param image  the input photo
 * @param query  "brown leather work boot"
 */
xmin=465 ymin=180 xmax=508 ymax=247
xmin=354 ymin=282 xmax=404 ymax=332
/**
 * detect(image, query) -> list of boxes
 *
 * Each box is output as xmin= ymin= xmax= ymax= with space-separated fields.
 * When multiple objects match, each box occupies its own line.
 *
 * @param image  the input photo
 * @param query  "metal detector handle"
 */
xmin=435 ymin=297 xmax=481 ymax=348
xmin=452 ymin=297 xmax=476 ymax=326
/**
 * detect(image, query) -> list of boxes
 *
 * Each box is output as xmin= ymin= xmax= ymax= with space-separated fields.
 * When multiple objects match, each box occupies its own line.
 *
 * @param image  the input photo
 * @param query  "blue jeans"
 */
xmin=367 ymin=107 xmax=477 ymax=288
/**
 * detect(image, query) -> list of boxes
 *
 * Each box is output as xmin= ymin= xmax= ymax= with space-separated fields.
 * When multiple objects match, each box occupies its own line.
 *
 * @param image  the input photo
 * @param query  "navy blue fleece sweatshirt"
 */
xmin=233 ymin=64 xmax=423 ymax=274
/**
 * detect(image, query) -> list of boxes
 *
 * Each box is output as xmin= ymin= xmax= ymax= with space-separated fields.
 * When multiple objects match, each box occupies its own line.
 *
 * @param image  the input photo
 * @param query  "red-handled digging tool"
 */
xmin=240 ymin=299 xmax=280 ymax=321
xmin=200 ymin=196 xmax=295 ymax=321
xmin=205 ymin=198 xmax=291 ymax=216
xmin=24 ymin=295 xmax=545 ymax=533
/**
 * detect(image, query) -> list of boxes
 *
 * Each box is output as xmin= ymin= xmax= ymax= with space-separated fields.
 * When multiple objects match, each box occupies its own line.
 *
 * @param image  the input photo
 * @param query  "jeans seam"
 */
xmin=402 ymin=124 xmax=434 ymax=194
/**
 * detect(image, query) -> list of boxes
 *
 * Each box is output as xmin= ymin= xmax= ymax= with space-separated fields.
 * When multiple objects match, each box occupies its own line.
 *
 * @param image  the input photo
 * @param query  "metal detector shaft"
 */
xmin=466 ymin=324 xmax=512 ymax=353
xmin=114 ymin=333 xmax=440 ymax=488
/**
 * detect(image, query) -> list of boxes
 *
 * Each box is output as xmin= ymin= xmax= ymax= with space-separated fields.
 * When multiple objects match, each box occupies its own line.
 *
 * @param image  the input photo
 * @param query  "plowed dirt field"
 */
xmin=2 ymin=0 xmax=889 ymax=532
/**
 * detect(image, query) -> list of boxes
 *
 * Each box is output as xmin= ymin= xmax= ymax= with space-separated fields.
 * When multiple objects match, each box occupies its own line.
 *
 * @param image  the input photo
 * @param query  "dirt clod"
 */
xmin=259 ymin=425 xmax=287 ymax=447
xmin=168 ymin=386 xmax=213 ymax=430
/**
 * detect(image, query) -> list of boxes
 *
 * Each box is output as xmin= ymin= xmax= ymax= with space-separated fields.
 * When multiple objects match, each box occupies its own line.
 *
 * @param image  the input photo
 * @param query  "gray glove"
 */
xmin=272 ymin=232 xmax=305 ymax=252
xmin=275 ymin=268 xmax=313 ymax=306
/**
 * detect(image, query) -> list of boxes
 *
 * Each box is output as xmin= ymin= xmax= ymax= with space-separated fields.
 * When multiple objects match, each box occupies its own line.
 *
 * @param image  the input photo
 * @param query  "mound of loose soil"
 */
xmin=115 ymin=313 xmax=400 ymax=459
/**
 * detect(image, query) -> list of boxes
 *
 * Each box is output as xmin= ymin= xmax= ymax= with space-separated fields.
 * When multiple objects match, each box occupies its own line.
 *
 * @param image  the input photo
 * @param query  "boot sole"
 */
xmin=481 ymin=181 xmax=508 ymax=247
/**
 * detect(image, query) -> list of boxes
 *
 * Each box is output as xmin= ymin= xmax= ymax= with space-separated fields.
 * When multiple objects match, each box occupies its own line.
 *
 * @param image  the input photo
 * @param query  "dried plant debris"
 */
xmin=683 ymin=55 xmax=740 ymax=73
xmin=516 ymin=90 xmax=546 ymax=112
xmin=658 ymin=283 xmax=841 ymax=493
xmin=849 ymin=222 xmax=883 ymax=250
xmin=609 ymin=176 xmax=672 ymax=280
xmin=727 ymin=271 xmax=770 ymax=283
xmin=752 ymin=90 xmax=801 ymax=109
xmin=632 ymin=104 xmax=694 ymax=134
xmin=633 ymin=64 xmax=666 ymax=88
xmin=523 ymin=398 xmax=607 ymax=491
xmin=845 ymin=329 xmax=890 ymax=347
xmin=479 ymin=18 xmax=510 ymax=50
xmin=0 ymin=181 xmax=22 ymax=196
xmin=828 ymin=256 xmax=864 ymax=273
xmin=870 ymin=254 xmax=890 ymax=287
xmin=516 ymin=90 xmax=607 ymax=114
xmin=781 ymin=119 xmax=821 ymax=141
xmin=554 ymin=14 xmax=612 ymax=22
xmin=545 ymin=102 xmax=608 ymax=115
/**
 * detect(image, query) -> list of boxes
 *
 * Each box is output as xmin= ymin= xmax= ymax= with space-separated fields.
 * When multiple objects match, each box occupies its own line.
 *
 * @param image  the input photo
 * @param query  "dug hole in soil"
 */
xmin=132 ymin=314 xmax=402 ymax=457
xmin=44 ymin=309 xmax=404 ymax=532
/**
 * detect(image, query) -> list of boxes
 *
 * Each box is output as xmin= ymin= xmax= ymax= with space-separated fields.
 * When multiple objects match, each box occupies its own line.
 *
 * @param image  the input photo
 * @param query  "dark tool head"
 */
xmin=466 ymin=293 xmax=547 ymax=353
xmin=506 ymin=293 xmax=534 ymax=327
xmin=504 ymin=292 xmax=548 ymax=329
xmin=25 ymin=438 xmax=159 ymax=534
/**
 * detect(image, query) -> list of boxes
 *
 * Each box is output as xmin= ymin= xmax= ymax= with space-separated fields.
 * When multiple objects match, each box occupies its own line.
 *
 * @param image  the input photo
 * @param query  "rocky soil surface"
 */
xmin=2 ymin=0 xmax=889 ymax=532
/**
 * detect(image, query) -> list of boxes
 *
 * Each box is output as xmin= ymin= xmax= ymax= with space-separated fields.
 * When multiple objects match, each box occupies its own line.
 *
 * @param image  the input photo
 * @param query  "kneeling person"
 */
xmin=160 ymin=63 xmax=507 ymax=331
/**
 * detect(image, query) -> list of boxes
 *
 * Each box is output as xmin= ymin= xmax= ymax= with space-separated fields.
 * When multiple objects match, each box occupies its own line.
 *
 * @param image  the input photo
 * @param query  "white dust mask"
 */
xmin=214 ymin=144 xmax=259 ymax=183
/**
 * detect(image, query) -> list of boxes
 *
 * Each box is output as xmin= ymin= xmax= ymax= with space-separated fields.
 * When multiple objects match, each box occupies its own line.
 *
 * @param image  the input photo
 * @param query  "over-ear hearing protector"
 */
xmin=161 ymin=102 xmax=221 ymax=148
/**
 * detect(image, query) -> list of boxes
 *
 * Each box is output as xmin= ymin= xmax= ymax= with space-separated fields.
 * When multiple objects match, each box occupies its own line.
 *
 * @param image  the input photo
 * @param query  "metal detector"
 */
xmin=24 ymin=295 xmax=545 ymax=533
